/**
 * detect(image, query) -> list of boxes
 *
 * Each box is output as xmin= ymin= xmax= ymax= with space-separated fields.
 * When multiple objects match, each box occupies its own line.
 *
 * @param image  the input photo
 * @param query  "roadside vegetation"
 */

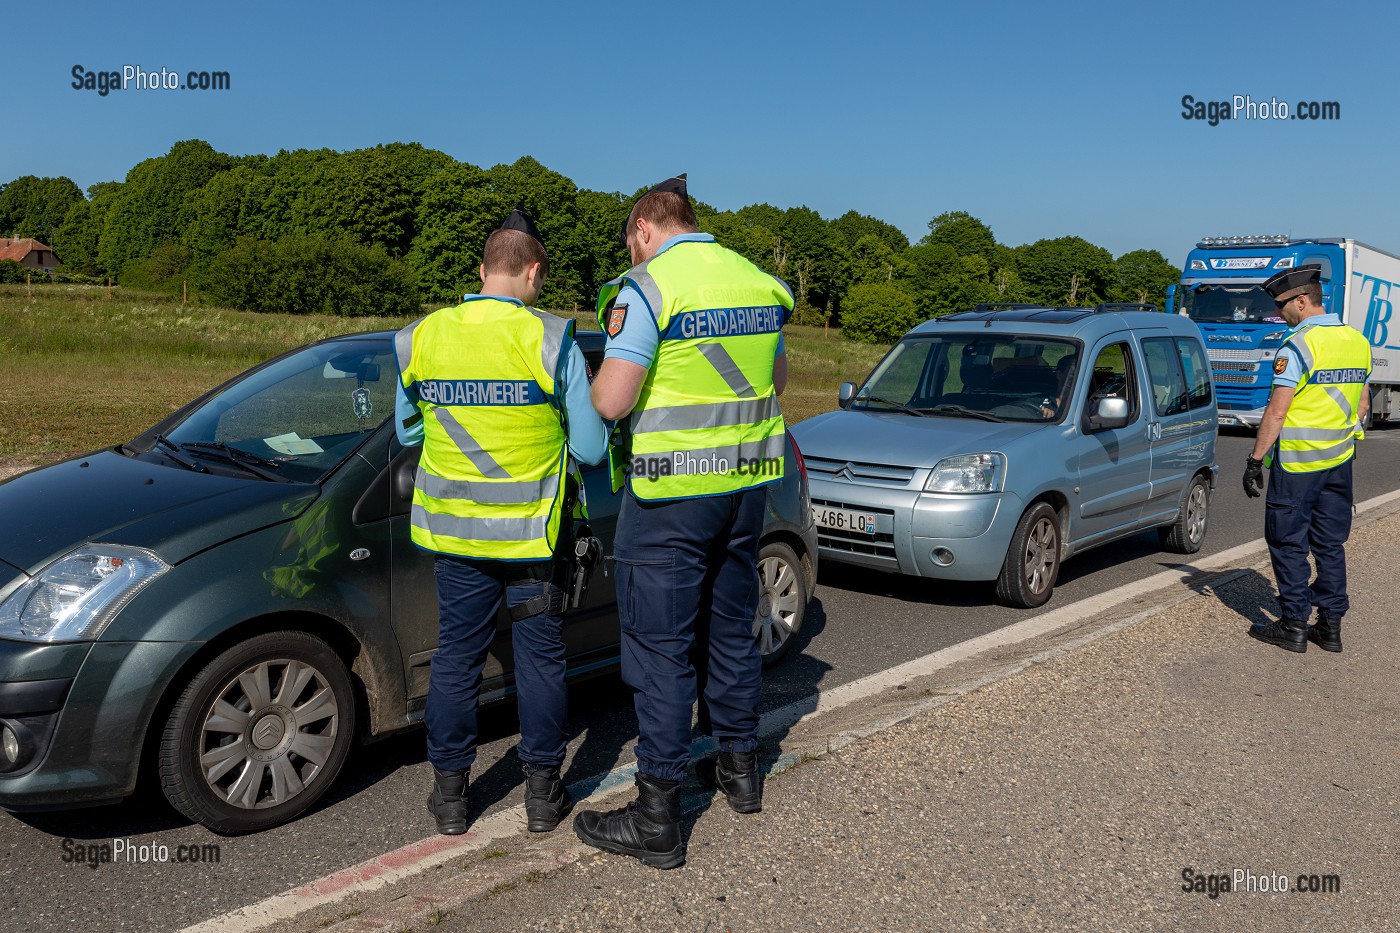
xmin=0 ymin=288 xmax=888 ymax=467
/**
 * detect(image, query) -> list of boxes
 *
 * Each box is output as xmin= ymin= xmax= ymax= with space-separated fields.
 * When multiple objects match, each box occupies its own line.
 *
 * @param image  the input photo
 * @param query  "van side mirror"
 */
xmin=838 ymin=382 xmax=856 ymax=409
xmin=1088 ymin=396 xmax=1130 ymax=431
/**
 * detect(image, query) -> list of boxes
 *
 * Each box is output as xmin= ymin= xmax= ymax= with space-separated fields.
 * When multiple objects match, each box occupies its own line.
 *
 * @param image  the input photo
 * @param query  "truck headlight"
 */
xmin=924 ymin=453 xmax=1005 ymax=494
xmin=0 ymin=546 xmax=168 ymax=643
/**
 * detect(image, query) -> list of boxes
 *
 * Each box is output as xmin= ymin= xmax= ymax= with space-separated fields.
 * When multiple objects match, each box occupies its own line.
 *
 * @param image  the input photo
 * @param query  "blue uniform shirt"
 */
xmin=394 ymin=295 xmax=607 ymax=465
xmin=604 ymin=233 xmax=786 ymax=368
xmin=1271 ymin=313 xmax=1363 ymax=389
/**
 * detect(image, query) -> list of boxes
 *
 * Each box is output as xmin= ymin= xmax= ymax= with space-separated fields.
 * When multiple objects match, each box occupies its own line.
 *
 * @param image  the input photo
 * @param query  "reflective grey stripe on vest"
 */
xmin=394 ymin=316 xmax=427 ymax=377
xmin=1322 ymin=385 xmax=1355 ymax=420
xmin=632 ymin=395 xmax=780 ymax=433
xmin=695 ymin=343 xmax=757 ymax=398
xmin=411 ymin=504 xmax=548 ymax=542
xmin=1280 ymin=425 xmax=1357 ymax=443
xmin=625 ymin=265 xmax=664 ymax=317
xmin=1285 ymin=332 xmax=1315 ymax=375
xmin=527 ymin=308 xmax=571 ymax=385
xmin=418 ymin=468 xmax=559 ymax=505
xmin=433 ymin=409 xmax=511 ymax=479
xmin=1278 ymin=439 xmax=1354 ymax=464
xmin=645 ymin=433 xmax=786 ymax=474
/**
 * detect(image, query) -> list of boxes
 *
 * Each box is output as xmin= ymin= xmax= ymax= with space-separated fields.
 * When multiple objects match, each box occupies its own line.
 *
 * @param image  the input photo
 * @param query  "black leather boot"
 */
xmin=523 ymin=764 xmax=573 ymax=832
xmin=696 ymin=750 xmax=762 ymax=813
xmin=1307 ymin=613 xmax=1343 ymax=653
xmin=1249 ymin=617 xmax=1308 ymax=653
xmin=427 ymin=766 xmax=469 ymax=835
xmin=572 ymin=773 xmax=683 ymax=869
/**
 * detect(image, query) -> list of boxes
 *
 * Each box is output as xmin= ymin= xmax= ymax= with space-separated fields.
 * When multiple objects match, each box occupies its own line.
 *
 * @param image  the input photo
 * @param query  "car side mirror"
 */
xmin=1088 ymin=396 xmax=1130 ymax=431
xmin=392 ymin=445 xmax=420 ymax=502
xmin=838 ymin=382 xmax=856 ymax=409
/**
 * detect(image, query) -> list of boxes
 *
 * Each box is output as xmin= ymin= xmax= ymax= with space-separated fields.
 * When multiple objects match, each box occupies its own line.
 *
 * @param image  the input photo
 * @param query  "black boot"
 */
xmin=427 ymin=766 xmax=469 ymax=835
xmin=1308 ymin=613 xmax=1343 ymax=653
xmin=523 ymin=764 xmax=573 ymax=832
xmin=572 ymin=773 xmax=683 ymax=869
xmin=1249 ymin=617 xmax=1308 ymax=653
xmin=696 ymin=750 xmax=762 ymax=813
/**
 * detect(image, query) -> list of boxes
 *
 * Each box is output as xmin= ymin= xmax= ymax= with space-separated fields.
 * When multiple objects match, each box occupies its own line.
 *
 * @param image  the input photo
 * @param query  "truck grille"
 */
xmin=1212 ymin=361 xmax=1260 ymax=373
xmin=1214 ymin=373 xmax=1258 ymax=385
xmin=1207 ymin=348 xmax=1269 ymax=362
xmin=804 ymin=457 xmax=916 ymax=487
xmin=811 ymin=497 xmax=897 ymax=560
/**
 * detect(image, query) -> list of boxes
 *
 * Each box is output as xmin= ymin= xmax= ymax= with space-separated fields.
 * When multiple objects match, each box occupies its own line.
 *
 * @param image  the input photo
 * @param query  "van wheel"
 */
xmin=1159 ymin=474 xmax=1210 ymax=554
xmin=754 ymin=541 xmax=807 ymax=667
xmin=157 ymin=632 xmax=356 ymax=834
xmin=995 ymin=502 xmax=1060 ymax=608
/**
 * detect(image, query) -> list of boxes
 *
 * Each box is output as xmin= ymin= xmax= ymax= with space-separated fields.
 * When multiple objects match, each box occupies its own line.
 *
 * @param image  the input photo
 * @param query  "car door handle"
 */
xmin=1149 ymin=422 xmax=1162 ymax=441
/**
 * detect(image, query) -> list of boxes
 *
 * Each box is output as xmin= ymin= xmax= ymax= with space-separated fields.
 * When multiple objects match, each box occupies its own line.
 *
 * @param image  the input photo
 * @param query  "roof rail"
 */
xmin=1094 ymin=302 xmax=1159 ymax=313
xmin=971 ymin=303 xmax=1044 ymax=312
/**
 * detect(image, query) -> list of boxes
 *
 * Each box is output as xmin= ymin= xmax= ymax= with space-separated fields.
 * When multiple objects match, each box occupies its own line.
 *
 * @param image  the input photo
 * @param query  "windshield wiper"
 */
xmin=921 ymin=405 xmax=1006 ymax=423
xmin=152 ymin=434 xmax=208 ymax=473
xmin=177 ymin=442 xmax=285 ymax=481
xmin=857 ymin=394 xmax=926 ymax=416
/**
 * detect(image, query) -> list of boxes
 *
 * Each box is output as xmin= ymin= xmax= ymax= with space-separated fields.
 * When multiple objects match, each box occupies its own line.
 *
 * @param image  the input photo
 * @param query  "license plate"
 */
xmin=812 ymin=506 xmax=879 ymax=534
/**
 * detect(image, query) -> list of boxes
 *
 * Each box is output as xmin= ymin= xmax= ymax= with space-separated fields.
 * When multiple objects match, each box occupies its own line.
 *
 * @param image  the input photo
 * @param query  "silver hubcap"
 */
xmin=1186 ymin=483 xmax=1208 ymax=544
xmin=1023 ymin=517 xmax=1058 ymax=595
xmin=753 ymin=555 xmax=801 ymax=656
xmin=199 ymin=659 xmax=339 ymax=810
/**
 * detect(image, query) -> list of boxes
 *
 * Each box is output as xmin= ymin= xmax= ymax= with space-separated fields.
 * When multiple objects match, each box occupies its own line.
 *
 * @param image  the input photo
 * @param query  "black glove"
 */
xmin=1242 ymin=456 xmax=1264 ymax=498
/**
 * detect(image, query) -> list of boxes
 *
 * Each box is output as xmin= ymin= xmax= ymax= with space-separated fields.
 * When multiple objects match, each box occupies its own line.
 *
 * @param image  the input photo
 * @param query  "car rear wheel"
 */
xmin=995 ymin=502 xmax=1061 ymax=609
xmin=1158 ymin=474 xmax=1210 ymax=554
xmin=754 ymin=541 xmax=807 ymax=667
xmin=157 ymin=631 xmax=356 ymax=834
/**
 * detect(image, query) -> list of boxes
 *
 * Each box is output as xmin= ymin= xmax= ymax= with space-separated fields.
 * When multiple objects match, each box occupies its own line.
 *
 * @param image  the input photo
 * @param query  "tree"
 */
xmin=1013 ymin=236 xmax=1118 ymax=306
xmin=840 ymin=282 xmax=921 ymax=344
xmin=0 ymin=176 xmax=85 ymax=241
xmin=1114 ymin=248 xmax=1180 ymax=307
xmin=921 ymin=211 xmax=997 ymax=264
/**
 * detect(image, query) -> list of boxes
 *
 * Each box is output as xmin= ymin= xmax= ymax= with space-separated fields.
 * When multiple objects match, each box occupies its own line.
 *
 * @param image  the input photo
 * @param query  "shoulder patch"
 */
xmin=607 ymin=303 xmax=628 ymax=338
xmin=1274 ymin=355 xmax=1288 ymax=375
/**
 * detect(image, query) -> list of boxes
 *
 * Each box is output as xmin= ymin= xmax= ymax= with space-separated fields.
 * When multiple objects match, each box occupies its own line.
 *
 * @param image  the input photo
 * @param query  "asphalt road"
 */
xmin=3 ymin=429 xmax=1399 ymax=932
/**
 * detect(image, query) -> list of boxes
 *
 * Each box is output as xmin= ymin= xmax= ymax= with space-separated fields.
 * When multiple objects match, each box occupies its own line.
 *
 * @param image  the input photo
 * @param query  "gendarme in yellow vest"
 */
xmin=1274 ymin=320 xmax=1371 ymax=473
xmin=396 ymin=297 xmax=573 ymax=559
xmin=597 ymin=240 xmax=793 ymax=500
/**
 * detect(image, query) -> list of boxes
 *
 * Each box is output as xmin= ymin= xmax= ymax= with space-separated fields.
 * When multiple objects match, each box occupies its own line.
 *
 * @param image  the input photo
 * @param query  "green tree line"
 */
xmin=0 ymin=140 xmax=1181 ymax=337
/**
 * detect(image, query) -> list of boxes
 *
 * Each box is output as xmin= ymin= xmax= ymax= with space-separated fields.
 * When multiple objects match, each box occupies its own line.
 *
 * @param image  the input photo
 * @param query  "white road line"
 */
xmin=181 ymin=486 xmax=1400 ymax=933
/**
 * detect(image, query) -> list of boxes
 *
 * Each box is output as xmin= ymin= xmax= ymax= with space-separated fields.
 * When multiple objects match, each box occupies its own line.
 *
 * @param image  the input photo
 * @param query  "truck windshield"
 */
xmin=1178 ymin=283 xmax=1284 ymax=324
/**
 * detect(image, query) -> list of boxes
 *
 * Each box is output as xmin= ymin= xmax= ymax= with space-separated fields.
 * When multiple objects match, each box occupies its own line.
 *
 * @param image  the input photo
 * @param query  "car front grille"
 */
xmin=804 ymin=457 xmax=916 ymax=488
xmin=811 ymin=497 xmax=897 ymax=560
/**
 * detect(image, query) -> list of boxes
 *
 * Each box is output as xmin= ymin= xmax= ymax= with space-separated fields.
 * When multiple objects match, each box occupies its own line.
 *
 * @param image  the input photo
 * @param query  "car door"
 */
xmin=1066 ymin=335 xmax=1153 ymax=547
xmin=1139 ymin=331 xmax=1211 ymax=525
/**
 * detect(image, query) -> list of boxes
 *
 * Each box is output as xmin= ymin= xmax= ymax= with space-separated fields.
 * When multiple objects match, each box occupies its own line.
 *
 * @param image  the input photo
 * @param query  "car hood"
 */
xmin=790 ymin=410 xmax=1049 ymax=467
xmin=0 ymin=450 xmax=320 ymax=573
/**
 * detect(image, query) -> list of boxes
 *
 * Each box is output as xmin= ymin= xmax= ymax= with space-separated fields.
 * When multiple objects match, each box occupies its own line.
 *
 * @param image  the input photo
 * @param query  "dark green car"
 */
xmin=0 ymin=330 xmax=817 ymax=833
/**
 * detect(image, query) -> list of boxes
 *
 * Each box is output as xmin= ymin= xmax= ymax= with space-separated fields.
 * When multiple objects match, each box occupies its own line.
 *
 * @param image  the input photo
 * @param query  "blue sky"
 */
xmin=8 ymin=0 xmax=1397 ymax=265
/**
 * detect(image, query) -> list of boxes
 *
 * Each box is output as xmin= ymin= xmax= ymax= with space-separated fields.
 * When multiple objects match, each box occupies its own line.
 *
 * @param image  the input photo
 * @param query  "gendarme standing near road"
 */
xmin=1243 ymin=263 xmax=1370 ymax=653
xmin=573 ymin=174 xmax=794 ymax=868
xmin=393 ymin=207 xmax=606 ymax=836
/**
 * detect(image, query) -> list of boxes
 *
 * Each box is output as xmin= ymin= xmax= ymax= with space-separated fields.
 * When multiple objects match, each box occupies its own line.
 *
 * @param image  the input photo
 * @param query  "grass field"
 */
xmin=0 ymin=286 xmax=889 ymax=467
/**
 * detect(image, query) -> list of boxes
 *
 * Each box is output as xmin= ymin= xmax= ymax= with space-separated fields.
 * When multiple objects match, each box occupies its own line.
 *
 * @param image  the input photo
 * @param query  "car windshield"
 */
xmin=1178 ymin=283 xmax=1285 ymax=324
xmin=158 ymin=336 xmax=398 ymax=483
xmin=855 ymin=333 xmax=1081 ymax=423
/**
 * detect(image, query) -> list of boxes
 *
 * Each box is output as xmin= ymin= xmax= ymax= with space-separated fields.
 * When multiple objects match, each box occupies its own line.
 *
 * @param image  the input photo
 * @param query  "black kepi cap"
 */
xmin=500 ymin=203 xmax=544 ymax=247
xmin=1262 ymin=263 xmax=1322 ymax=303
xmin=620 ymin=173 xmax=689 ymax=246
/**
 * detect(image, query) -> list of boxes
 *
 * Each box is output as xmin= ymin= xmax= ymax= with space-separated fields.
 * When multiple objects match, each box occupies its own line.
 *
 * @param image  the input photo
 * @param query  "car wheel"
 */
xmin=995 ymin=502 xmax=1061 ymax=609
xmin=1158 ymin=474 xmax=1210 ymax=554
xmin=754 ymin=541 xmax=807 ymax=667
xmin=157 ymin=631 xmax=356 ymax=834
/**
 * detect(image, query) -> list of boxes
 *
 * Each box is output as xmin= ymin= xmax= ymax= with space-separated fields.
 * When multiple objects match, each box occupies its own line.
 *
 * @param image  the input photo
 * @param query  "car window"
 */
xmin=1177 ymin=337 xmax=1213 ymax=410
xmin=1142 ymin=337 xmax=1189 ymax=416
xmin=1086 ymin=342 xmax=1139 ymax=426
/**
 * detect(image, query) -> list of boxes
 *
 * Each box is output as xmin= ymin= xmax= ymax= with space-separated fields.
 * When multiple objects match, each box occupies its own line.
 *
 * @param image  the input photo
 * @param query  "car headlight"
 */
xmin=924 ymin=453 xmax=1005 ymax=494
xmin=0 ymin=546 xmax=169 ymax=643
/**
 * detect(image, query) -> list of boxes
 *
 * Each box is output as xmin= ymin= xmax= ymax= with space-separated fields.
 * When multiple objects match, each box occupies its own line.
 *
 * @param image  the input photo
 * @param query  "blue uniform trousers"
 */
xmin=1264 ymin=457 xmax=1353 ymax=622
xmin=424 ymin=555 xmax=568 ymax=773
xmin=615 ymin=484 xmax=766 ymax=783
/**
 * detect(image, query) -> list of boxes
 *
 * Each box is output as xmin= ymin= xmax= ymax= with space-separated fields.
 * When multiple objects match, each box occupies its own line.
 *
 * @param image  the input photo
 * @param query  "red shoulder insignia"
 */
xmin=607 ymin=303 xmax=628 ymax=338
xmin=1274 ymin=355 xmax=1288 ymax=375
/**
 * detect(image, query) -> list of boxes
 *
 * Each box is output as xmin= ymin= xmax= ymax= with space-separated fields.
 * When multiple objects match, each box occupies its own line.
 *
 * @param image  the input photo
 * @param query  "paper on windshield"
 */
xmin=264 ymin=433 xmax=324 ymax=456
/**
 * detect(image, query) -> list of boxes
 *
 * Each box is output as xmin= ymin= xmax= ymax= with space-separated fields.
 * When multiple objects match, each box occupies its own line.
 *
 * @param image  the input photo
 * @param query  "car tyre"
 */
xmin=157 ymin=631 xmax=356 ymax=834
xmin=754 ymin=541 xmax=807 ymax=667
xmin=1158 ymin=474 xmax=1210 ymax=554
xmin=995 ymin=502 xmax=1061 ymax=609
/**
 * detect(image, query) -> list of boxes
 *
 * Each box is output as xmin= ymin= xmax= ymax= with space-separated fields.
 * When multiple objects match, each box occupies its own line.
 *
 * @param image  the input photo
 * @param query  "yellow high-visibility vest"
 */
xmin=1275 ymin=321 xmax=1371 ymax=473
